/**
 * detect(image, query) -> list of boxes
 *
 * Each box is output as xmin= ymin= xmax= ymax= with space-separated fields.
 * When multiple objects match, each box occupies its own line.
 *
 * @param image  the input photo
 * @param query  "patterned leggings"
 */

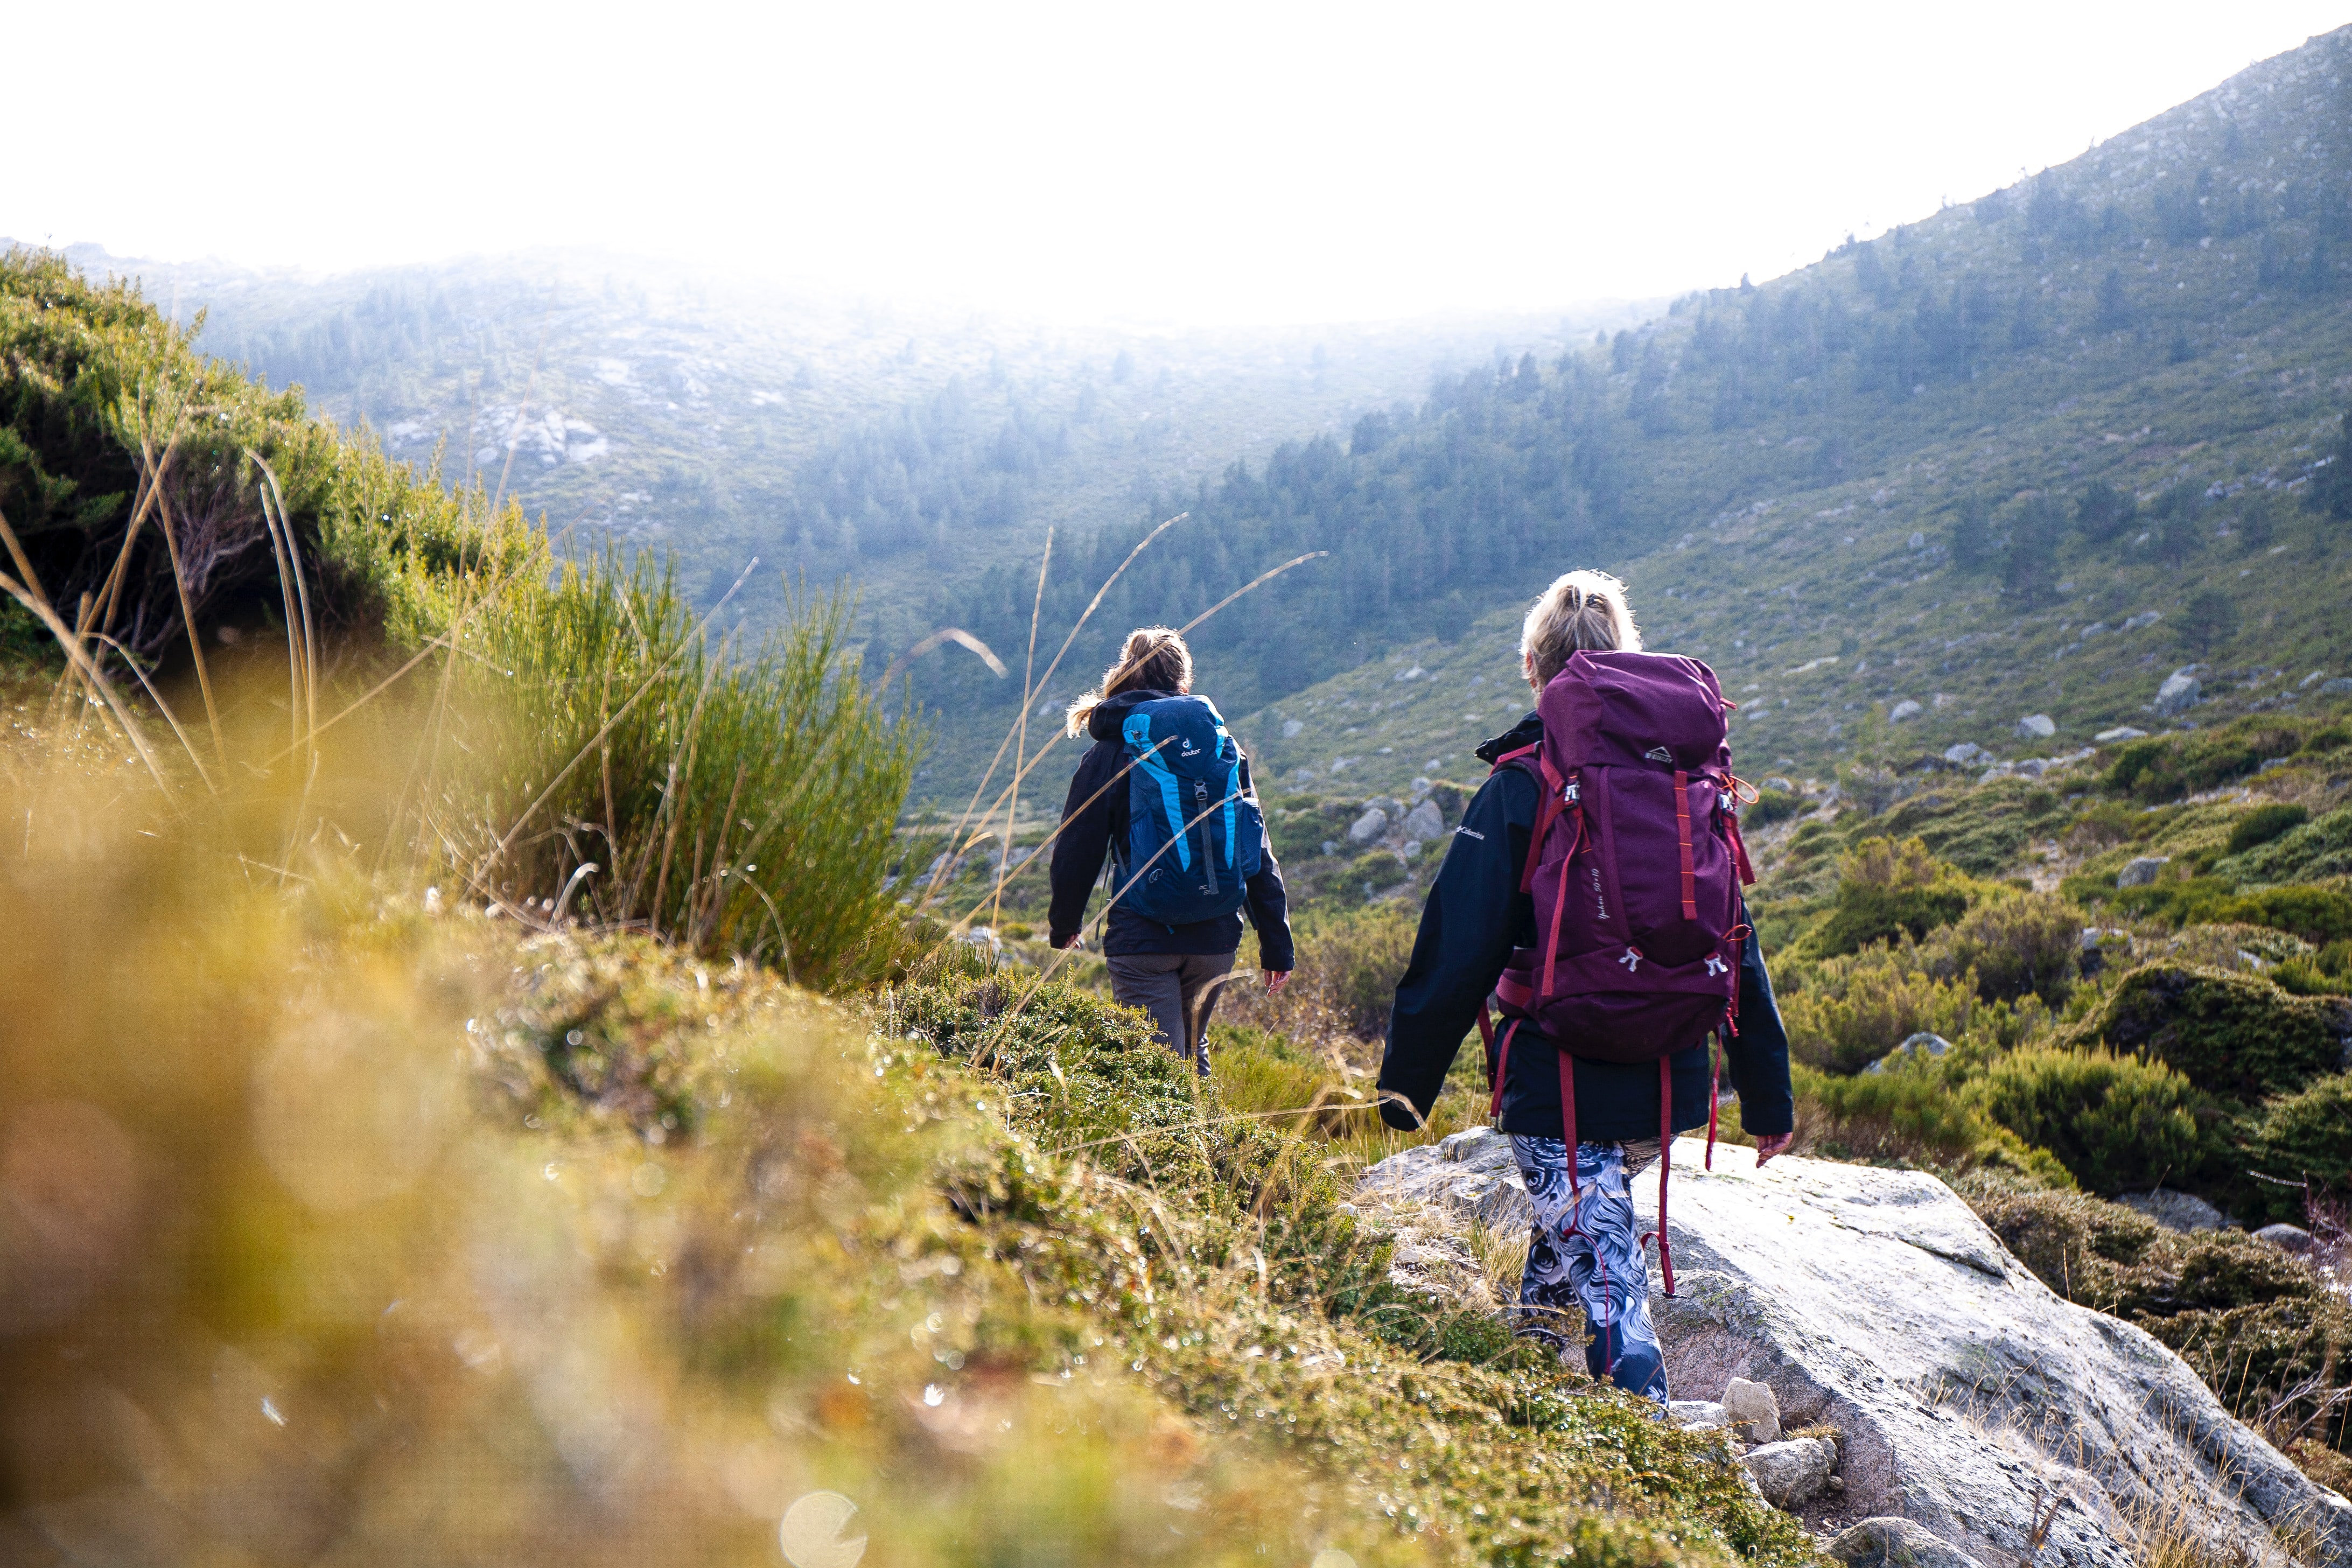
xmin=1509 ymin=1136 xmax=1669 ymax=1405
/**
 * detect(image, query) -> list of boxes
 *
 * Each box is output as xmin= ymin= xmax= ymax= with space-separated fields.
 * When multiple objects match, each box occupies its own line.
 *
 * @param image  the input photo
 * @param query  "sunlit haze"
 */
xmin=10 ymin=1 xmax=2348 ymax=323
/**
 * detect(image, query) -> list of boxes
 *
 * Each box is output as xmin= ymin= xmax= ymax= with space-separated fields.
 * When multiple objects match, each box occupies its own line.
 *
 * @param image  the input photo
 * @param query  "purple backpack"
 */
xmin=1477 ymin=649 xmax=1756 ymax=1293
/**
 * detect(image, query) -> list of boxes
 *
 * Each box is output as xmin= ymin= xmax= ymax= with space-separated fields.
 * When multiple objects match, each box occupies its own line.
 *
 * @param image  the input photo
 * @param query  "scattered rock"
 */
xmin=2115 ymin=856 xmax=2170 ymax=888
xmin=2325 ymin=677 xmax=2352 ymax=696
xmin=1670 ymin=1399 xmax=1730 ymax=1431
xmin=2156 ymin=668 xmax=2202 ymax=715
xmin=1723 ymin=1376 xmax=1782 ymax=1442
xmin=2093 ymin=726 xmax=2148 ymax=743
xmin=2120 ymin=610 xmax=2164 ymax=632
xmin=2253 ymin=1223 xmax=2316 ymax=1254
xmin=1829 ymin=1517 xmax=1984 ymax=1568
xmin=1356 ymin=1136 xmax=2352 ymax=1568
xmin=1866 ymin=1033 xmax=1951 ymax=1074
xmin=2115 ymin=1188 xmax=2224 ymax=1233
xmin=1346 ymin=807 xmax=1388 ymax=845
xmin=1402 ymin=799 xmax=1444 ymax=842
xmin=1408 ymin=776 xmax=1433 ymax=803
xmin=1282 ymin=718 xmax=1304 ymax=738
xmin=1889 ymin=699 xmax=1923 ymax=722
xmin=1399 ymin=839 xmax=1423 ymax=862
xmin=2015 ymin=713 xmax=2057 ymax=740
xmin=1942 ymin=743 xmax=1987 ymax=765
xmin=1319 ymin=839 xmax=1339 ymax=857
xmin=1744 ymin=1436 xmax=1835 ymax=1509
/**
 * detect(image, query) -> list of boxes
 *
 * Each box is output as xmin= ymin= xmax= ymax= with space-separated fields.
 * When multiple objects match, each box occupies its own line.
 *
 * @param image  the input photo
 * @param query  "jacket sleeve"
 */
xmin=1376 ymin=770 xmax=1536 ymax=1130
xmin=1725 ymin=913 xmax=1795 ymax=1137
xmin=1237 ymin=757 xmax=1296 ymax=971
xmin=1047 ymin=745 xmax=1116 ymax=944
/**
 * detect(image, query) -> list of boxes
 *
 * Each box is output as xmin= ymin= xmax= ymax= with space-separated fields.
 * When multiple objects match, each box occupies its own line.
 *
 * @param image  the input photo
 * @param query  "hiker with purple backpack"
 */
xmin=1376 ymin=571 xmax=1794 ymax=1407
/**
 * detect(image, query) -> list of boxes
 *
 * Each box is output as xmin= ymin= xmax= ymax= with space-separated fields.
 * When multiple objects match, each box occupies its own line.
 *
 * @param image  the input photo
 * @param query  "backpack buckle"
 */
xmin=1563 ymin=777 xmax=1580 ymax=803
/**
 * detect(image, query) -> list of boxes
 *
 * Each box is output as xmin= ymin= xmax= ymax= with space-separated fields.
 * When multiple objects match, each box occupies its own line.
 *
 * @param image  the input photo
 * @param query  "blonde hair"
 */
xmin=1521 ymin=570 xmax=1641 ymax=687
xmin=1065 ymin=627 xmax=1193 ymax=737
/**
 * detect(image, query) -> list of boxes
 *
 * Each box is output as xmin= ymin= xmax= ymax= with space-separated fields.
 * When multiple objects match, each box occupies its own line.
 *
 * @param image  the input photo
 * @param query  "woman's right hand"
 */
xmin=1050 ymin=930 xmax=1083 ymax=951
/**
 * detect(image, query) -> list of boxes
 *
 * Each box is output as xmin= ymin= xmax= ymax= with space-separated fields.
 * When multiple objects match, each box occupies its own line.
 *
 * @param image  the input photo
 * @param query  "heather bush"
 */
xmin=1808 ymin=836 xmax=1973 ymax=957
xmin=1971 ymin=1048 xmax=2207 ymax=1195
xmin=1923 ymin=889 xmax=2079 ymax=1004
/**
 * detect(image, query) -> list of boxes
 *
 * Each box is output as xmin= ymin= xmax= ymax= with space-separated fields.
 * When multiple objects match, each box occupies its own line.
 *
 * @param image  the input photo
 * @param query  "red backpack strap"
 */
xmin=1557 ymin=1049 xmax=1578 ymax=1194
xmin=1673 ymin=768 xmax=1697 ymax=920
xmin=1647 ymin=1058 xmax=1676 ymax=1298
xmin=1488 ymin=1016 xmax=1521 ymax=1121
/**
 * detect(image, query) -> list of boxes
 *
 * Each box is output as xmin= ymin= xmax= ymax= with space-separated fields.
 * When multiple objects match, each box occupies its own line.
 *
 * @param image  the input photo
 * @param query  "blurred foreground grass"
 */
xmin=0 ymin=705 xmax=1815 ymax=1568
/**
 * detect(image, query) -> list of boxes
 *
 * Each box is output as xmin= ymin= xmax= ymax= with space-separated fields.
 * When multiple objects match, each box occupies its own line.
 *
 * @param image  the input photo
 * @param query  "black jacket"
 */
xmin=1048 ymin=689 xmax=1296 ymax=969
xmin=1377 ymin=712 xmax=1794 ymax=1140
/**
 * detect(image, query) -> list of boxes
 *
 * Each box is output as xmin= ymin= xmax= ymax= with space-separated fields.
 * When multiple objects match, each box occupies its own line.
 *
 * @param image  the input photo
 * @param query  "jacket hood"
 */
xmin=1474 ymin=711 xmax=1543 ymax=765
xmin=1087 ymin=687 xmax=1185 ymax=743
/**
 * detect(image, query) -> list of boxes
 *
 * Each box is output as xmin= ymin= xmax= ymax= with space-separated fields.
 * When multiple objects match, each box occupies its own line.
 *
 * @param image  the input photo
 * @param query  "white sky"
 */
xmin=9 ymin=2 xmax=2346 ymax=325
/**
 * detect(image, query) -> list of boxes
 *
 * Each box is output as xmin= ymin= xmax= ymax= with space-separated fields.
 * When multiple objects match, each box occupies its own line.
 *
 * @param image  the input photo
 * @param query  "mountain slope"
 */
xmin=20 ymin=242 xmax=1648 ymax=648
xmin=915 ymin=26 xmax=2352 ymax=803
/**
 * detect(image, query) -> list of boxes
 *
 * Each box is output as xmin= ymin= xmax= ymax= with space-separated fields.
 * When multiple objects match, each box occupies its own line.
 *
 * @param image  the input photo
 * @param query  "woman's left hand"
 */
xmin=1264 ymin=970 xmax=1291 ymax=995
xmin=1754 ymin=1132 xmax=1793 ymax=1166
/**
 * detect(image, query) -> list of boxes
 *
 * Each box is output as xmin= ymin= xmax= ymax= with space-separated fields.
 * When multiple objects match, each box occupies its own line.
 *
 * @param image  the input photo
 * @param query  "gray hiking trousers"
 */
xmin=1106 ymin=951 xmax=1237 ymax=1074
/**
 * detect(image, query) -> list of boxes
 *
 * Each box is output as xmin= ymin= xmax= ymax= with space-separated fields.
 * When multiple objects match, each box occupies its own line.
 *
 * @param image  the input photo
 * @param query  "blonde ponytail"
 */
xmin=1521 ymin=569 xmax=1640 ymax=688
xmin=1065 ymin=627 xmax=1194 ymax=738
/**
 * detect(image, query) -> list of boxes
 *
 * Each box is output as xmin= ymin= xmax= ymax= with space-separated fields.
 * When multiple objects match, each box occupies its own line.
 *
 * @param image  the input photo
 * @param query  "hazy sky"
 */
xmin=10 ymin=2 xmax=2346 ymax=324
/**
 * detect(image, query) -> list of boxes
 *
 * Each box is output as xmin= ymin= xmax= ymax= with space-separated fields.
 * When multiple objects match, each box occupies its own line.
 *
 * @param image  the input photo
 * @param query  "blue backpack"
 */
xmin=1113 ymin=695 xmax=1263 ymax=927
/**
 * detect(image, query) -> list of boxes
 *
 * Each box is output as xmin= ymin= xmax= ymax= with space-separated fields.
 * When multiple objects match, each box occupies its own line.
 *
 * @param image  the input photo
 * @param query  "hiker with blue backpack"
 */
xmin=1376 ymin=571 xmax=1795 ymax=1408
xmin=1048 ymin=627 xmax=1294 ymax=1075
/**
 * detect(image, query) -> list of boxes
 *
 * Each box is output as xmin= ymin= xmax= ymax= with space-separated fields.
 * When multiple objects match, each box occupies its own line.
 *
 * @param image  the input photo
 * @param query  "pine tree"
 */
xmin=2308 ymin=410 xmax=2352 ymax=522
xmin=2095 ymin=269 xmax=2131 ymax=331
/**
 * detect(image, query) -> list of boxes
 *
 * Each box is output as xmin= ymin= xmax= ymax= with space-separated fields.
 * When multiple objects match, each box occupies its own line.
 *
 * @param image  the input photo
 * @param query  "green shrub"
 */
xmin=1810 ymin=836 xmax=1972 ymax=956
xmin=2228 ymin=803 xmax=2310 ymax=855
xmin=2245 ymin=1071 xmax=2352 ymax=1224
xmin=2101 ymin=721 xmax=2309 ymax=804
xmin=2079 ymin=962 xmax=2347 ymax=1101
xmin=2224 ymin=807 xmax=2352 ymax=885
xmin=1745 ymin=787 xmax=1805 ymax=828
xmin=2273 ymin=939 xmax=2352 ymax=997
xmin=2215 ymin=882 xmax=2352 ymax=944
xmin=1927 ymin=890 xmax=2079 ymax=1004
xmin=1779 ymin=944 xmax=1982 ymax=1074
xmin=1793 ymin=1061 xmax=2001 ymax=1166
xmin=1972 ymin=1048 xmax=2207 ymax=1195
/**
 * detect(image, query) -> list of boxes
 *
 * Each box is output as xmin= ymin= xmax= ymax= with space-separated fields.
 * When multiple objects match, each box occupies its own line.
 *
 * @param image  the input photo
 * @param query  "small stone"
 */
xmin=2156 ymin=669 xmax=2202 ymax=715
xmin=1402 ymin=799 xmax=1444 ymax=842
xmin=1828 ymin=1517 xmax=1984 ymax=1568
xmin=2254 ymin=1223 xmax=2315 ymax=1254
xmin=1670 ymin=1399 xmax=1730 ymax=1430
xmin=1866 ymin=1032 xmax=1951 ymax=1074
xmin=1320 ymin=840 xmax=1339 ymax=857
xmin=1942 ymin=743 xmax=1986 ymax=765
xmin=1742 ymin=1436 xmax=1833 ymax=1508
xmin=2323 ymin=677 xmax=2352 ymax=696
xmin=1347 ymin=807 xmax=1388 ymax=845
xmin=1282 ymin=718 xmax=1304 ymax=738
xmin=2116 ymin=1188 xmax=2224 ymax=1233
xmin=2094 ymin=726 xmax=2148 ymax=743
xmin=1723 ymin=1376 xmax=1781 ymax=1443
xmin=2015 ymin=713 xmax=2056 ymax=740
xmin=2116 ymin=856 xmax=2171 ymax=889
xmin=1889 ymin=699 xmax=1922 ymax=722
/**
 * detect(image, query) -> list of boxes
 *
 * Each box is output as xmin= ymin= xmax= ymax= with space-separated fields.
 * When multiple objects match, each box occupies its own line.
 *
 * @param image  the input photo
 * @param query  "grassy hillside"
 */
xmin=911 ymin=26 xmax=2352 ymax=807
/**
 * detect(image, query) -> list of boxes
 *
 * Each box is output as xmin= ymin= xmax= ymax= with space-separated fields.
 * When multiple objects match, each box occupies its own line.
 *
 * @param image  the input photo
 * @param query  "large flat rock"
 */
xmin=1356 ymin=1130 xmax=2352 ymax=1568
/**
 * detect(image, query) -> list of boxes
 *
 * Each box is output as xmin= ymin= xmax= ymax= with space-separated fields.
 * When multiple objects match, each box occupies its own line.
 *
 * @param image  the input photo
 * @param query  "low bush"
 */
xmin=2101 ymin=720 xmax=2311 ymax=804
xmin=1792 ymin=1061 xmax=2019 ymax=1170
xmin=1744 ymin=786 xmax=1805 ymax=828
xmin=2220 ymin=804 xmax=2352 ymax=885
xmin=1809 ymin=836 xmax=1973 ymax=956
xmin=1926 ymin=890 xmax=2079 ymax=1005
xmin=2273 ymin=939 xmax=2352 ymax=997
xmin=2244 ymin=1072 xmax=2352 ymax=1226
xmin=2214 ymin=883 xmax=2352 ymax=944
xmin=1229 ymin=900 xmax=1418 ymax=1041
xmin=1780 ymin=945 xmax=1982 ymax=1074
xmin=2228 ymin=802 xmax=2311 ymax=856
xmin=2076 ymin=962 xmax=2347 ymax=1101
xmin=1972 ymin=1048 xmax=2208 ymax=1195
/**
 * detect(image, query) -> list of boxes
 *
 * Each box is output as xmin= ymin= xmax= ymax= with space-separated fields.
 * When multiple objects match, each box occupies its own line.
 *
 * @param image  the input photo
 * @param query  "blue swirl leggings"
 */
xmin=1508 ymin=1136 xmax=1669 ymax=1405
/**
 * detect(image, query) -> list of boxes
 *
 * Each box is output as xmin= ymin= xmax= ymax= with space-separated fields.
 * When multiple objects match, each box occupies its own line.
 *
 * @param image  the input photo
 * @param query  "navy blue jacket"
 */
xmin=1048 ymin=688 xmax=1296 ymax=969
xmin=1377 ymin=712 xmax=1794 ymax=1140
